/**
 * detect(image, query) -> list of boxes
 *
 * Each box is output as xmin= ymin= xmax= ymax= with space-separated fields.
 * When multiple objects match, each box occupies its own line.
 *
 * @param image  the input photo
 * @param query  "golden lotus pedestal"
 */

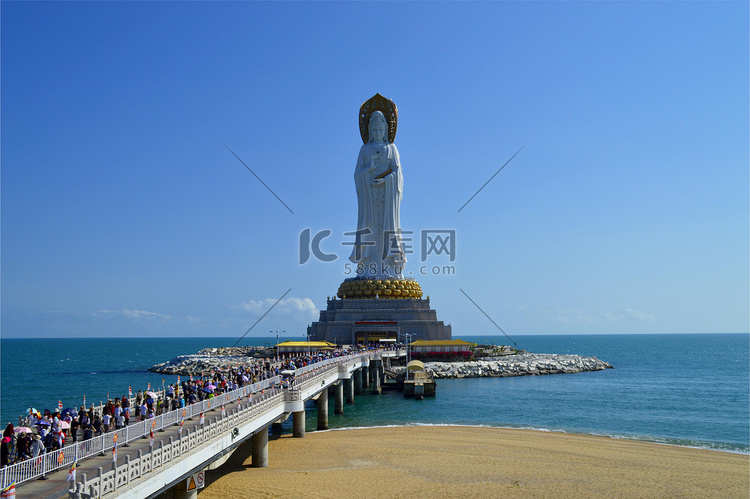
xmin=337 ymin=277 xmax=423 ymax=300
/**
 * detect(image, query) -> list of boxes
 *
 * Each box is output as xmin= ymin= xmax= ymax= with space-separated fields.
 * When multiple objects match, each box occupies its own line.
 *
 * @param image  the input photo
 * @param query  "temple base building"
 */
xmin=307 ymin=294 xmax=452 ymax=345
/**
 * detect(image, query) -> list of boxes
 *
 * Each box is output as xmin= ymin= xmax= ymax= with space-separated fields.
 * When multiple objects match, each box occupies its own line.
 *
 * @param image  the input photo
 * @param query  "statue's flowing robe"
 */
xmin=349 ymin=141 xmax=405 ymax=274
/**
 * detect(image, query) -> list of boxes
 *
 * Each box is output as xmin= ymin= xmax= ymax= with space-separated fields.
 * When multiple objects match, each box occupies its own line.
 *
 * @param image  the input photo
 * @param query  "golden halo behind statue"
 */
xmin=359 ymin=93 xmax=398 ymax=144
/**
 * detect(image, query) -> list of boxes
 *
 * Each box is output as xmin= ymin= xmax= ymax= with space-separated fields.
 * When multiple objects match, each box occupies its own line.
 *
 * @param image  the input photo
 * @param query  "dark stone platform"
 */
xmin=307 ymin=296 xmax=452 ymax=345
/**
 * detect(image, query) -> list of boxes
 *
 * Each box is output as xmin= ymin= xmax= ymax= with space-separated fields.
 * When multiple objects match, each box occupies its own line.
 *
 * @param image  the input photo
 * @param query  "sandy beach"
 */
xmin=200 ymin=426 xmax=749 ymax=498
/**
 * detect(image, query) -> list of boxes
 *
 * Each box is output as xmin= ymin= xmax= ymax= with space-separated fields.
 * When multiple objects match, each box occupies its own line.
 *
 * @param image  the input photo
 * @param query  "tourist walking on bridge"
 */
xmin=29 ymin=434 xmax=44 ymax=460
xmin=70 ymin=417 xmax=80 ymax=443
xmin=1 ymin=435 xmax=10 ymax=467
xmin=15 ymin=433 xmax=30 ymax=461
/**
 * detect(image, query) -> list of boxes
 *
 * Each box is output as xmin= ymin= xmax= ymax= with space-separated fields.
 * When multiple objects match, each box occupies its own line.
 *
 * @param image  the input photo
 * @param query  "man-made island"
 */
xmin=149 ymin=345 xmax=613 ymax=378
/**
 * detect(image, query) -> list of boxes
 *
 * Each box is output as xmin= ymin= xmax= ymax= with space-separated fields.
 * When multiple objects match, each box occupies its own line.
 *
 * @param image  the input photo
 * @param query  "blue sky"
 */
xmin=2 ymin=1 xmax=748 ymax=339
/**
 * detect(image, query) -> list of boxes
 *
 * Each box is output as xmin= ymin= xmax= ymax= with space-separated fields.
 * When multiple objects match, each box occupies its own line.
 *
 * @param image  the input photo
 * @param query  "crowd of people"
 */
xmin=2 ymin=344 xmax=400 ymax=468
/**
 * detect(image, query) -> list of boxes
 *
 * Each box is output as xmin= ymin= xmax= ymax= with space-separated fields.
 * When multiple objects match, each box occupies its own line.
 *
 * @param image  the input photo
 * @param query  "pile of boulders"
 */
xmin=395 ymin=353 xmax=613 ymax=379
xmin=148 ymin=346 xmax=272 ymax=375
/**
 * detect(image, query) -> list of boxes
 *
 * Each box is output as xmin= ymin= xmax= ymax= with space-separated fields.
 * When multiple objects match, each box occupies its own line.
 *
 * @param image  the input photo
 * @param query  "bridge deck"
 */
xmin=9 ymin=349 xmax=405 ymax=498
xmin=16 ymin=395 xmax=247 ymax=499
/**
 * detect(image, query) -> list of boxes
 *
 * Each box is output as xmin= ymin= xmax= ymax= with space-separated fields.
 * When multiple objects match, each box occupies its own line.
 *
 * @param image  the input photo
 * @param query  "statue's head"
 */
xmin=368 ymin=111 xmax=388 ymax=143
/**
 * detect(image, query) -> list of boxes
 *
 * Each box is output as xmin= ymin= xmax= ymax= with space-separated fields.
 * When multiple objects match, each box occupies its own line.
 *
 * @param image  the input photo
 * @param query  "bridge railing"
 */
xmin=1 ymin=376 xmax=282 ymax=488
xmin=290 ymin=352 xmax=361 ymax=384
xmin=17 ymin=389 xmax=172 ymax=429
xmin=70 ymin=388 xmax=288 ymax=499
xmin=4 ymin=349 xmax=402 ymax=489
xmin=69 ymin=354 xmax=382 ymax=498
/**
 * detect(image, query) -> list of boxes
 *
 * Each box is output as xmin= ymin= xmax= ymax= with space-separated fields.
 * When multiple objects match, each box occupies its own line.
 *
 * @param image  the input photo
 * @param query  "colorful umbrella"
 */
xmin=14 ymin=427 xmax=32 ymax=434
xmin=60 ymin=408 xmax=77 ymax=419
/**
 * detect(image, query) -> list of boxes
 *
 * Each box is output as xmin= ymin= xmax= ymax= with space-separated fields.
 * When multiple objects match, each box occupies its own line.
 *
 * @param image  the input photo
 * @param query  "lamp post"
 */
xmin=398 ymin=332 xmax=413 ymax=361
xmin=406 ymin=333 xmax=413 ymax=380
xmin=398 ymin=332 xmax=413 ymax=381
xmin=271 ymin=330 xmax=286 ymax=362
xmin=276 ymin=331 xmax=280 ymax=362
xmin=406 ymin=333 xmax=412 ymax=364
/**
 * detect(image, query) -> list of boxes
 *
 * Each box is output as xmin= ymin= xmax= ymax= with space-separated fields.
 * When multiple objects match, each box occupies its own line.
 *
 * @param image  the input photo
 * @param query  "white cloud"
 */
xmin=554 ymin=309 xmax=599 ymax=324
xmin=91 ymin=309 xmax=172 ymax=321
xmin=238 ymin=297 xmax=318 ymax=321
xmin=548 ymin=303 xmax=654 ymax=325
xmin=626 ymin=308 xmax=656 ymax=321
xmin=603 ymin=312 xmax=625 ymax=322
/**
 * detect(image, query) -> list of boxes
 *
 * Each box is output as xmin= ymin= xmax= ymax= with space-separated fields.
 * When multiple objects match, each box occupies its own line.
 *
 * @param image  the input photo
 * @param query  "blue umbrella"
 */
xmin=60 ymin=408 xmax=77 ymax=419
xmin=36 ymin=420 xmax=51 ymax=426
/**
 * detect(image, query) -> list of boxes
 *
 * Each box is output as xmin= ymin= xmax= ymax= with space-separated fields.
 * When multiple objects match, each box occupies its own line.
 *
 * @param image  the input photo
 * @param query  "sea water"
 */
xmin=1 ymin=333 xmax=747 ymax=453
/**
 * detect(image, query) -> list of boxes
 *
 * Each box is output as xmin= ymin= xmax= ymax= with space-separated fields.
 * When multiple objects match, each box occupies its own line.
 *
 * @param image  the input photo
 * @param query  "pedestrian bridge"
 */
xmin=7 ymin=349 xmax=404 ymax=499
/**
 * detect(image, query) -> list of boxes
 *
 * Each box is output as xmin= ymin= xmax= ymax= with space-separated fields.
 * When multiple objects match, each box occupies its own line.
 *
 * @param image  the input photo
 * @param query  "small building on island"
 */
xmin=276 ymin=340 xmax=337 ymax=354
xmin=410 ymin=339 xmax=475 ymax=353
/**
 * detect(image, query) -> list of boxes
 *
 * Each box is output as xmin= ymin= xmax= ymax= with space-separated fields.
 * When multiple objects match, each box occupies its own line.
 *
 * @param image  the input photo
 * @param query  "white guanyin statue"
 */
xmin=349 ymin=95 xmax=406 ymax=277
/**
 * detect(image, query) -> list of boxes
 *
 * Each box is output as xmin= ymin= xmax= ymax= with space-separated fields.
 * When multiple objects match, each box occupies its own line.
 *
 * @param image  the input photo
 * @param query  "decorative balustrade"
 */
xmin=71 ymin=390 xmax=287 ymax=498
xmin=68 ymin=389 xmax=279 ymax=498
xmin=3 ymin=349 xmax=406 ymax=495
xmin=1 ymin=377 xmax=279 ymax=488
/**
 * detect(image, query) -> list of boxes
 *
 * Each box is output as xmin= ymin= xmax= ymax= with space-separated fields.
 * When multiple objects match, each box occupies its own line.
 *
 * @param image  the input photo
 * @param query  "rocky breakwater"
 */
xmin=402 ymin=353 xmax=613 ymax=379
xmin=149 ymin=346 xmax=272 ymax=375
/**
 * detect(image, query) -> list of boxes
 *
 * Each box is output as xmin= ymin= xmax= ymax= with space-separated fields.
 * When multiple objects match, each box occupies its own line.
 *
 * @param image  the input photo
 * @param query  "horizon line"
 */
xmin=1 ymin=332 xmax=747 ymax=340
